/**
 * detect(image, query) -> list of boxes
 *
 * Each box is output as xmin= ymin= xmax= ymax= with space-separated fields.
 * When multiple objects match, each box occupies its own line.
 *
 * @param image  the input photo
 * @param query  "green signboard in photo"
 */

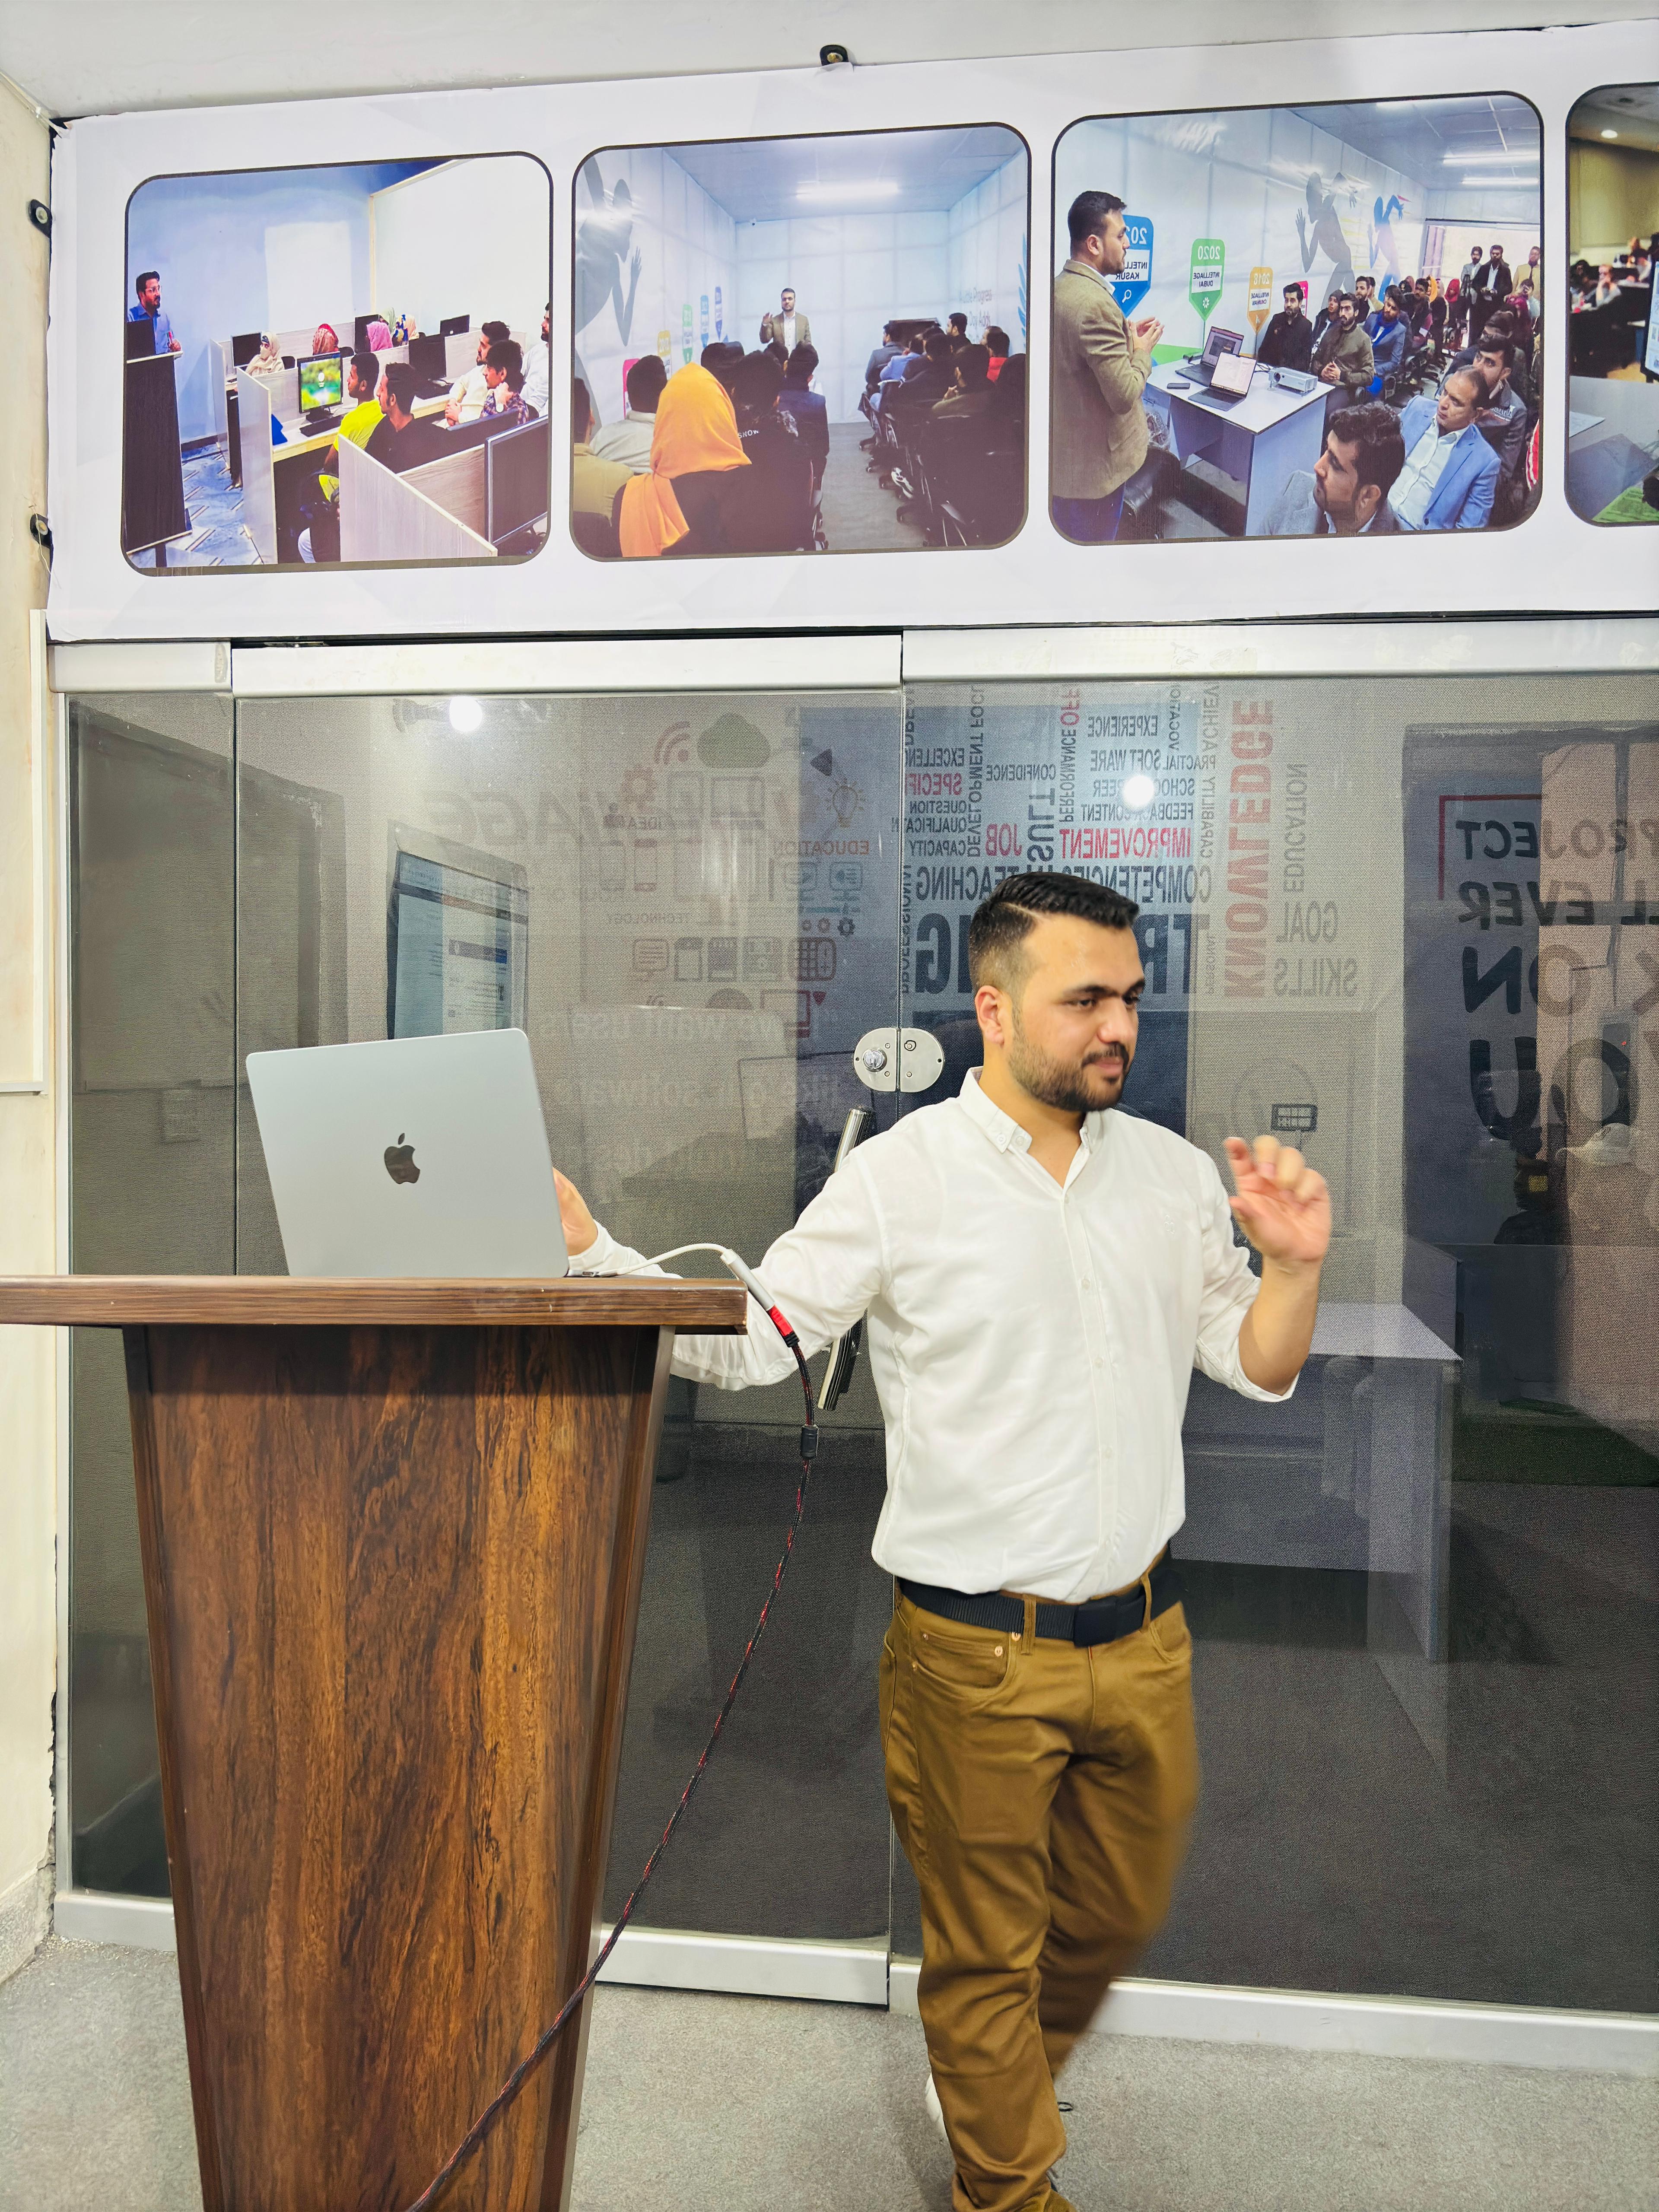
xmin=1189 ymin=237 xmax=1225 ymax=333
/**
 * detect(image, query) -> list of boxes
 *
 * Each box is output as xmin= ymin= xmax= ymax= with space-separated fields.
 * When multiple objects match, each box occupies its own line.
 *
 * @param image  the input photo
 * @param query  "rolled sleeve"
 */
xmin=1191 ymin=1155 xmax=1297 ymax=1404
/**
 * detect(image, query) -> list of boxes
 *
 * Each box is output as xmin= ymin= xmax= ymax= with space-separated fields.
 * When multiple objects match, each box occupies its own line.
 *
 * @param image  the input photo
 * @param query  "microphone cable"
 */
xmin=403 ymin=1251 xmax=817 ymax=2212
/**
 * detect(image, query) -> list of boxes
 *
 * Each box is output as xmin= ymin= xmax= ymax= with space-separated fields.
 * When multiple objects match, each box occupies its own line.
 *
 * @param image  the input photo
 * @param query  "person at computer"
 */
xmin=247 ymin=334 xmax=283 ymax=376
xmin=759 ymin=287 xmax=811 ymax=353
xmin=1257 ymin=283 xmax=1313 ymax=374
xmin=1264 ymin=401 xmax=1405 ymax=537
xmin=311 ymin=323 xmax=340 ymax=359
xmin=551 ymin=868 xmax=1332 ymax=2212
xmin=1313 ymin=294 xmax=1374 ymax=409
xmin=1390 ymin=366 xmax=1500 ymax=531
xmin=365 ymin=362 xmax=443 ymax=474
xmin=316 ymin=351 xmax=383 ymax=497
xmin=523 ymin=303 xmax=550 ymax=420
xmin=127 ymin=271 xmax=181 ymax=355
xmin=590 ymin=353 xmax=666 ymax=472
xmin=1051 ymin=188 xmax=1163 ymax=544
xmin=446 ymin=321 xmax=511 ymax=425
xmin=478 ymin=339 xmax=534 ymax=426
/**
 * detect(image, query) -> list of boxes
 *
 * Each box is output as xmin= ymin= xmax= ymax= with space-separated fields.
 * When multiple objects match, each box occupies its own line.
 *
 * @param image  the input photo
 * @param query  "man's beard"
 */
xmin=1007 ymin=1011 xmax=1132 ymax=1115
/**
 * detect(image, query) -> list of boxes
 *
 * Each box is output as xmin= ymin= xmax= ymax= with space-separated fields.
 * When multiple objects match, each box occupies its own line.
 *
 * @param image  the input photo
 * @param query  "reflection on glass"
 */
xmin=232 ymin=690 xmax=903 ymax=1942
xmin=897 ymin=675 xmax=1658 ymax=2012
xmin=1566 ymin=85 xmax=1659 ymax=524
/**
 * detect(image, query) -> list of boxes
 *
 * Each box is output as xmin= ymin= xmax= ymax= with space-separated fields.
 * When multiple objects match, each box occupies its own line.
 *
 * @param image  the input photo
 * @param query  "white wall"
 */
xmin=369 ymin=155 xmax=551 ymax=350
xmin=948 ymin=151 xmax=1029 ymax=353
xmin=576 ymin=147 xmax=737 ymax=432
xmin=0 ymin=86 xmax=54 ymax=1984
xmin=1055 ymin=108 xmax=1434 ymax=342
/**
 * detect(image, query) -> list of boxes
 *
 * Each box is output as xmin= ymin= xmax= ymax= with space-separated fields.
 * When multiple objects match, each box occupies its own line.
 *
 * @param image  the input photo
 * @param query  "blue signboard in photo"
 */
xmin=1108 ymin=216 xmax=1154 ymax=318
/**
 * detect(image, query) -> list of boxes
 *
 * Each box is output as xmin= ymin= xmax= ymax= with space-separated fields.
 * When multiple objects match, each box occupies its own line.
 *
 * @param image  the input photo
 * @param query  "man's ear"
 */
xmin=974 ymin=982 xmax=1011 ymax=1051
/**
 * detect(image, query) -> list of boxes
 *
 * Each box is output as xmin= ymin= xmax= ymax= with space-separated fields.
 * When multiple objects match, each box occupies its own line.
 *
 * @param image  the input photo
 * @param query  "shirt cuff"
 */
xmin=566 ymin=1223 xmax=620 ymax=1275
xmin=1221 ymin=1313 xmax=1300 ymax=1403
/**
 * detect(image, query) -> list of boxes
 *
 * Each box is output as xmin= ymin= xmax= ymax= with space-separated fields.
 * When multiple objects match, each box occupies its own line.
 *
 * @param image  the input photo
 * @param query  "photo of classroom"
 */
xmin=570 ymin=126 xmax=1027 ymax=559
xmin=121 ymin=154 xmax=552 ymax=572
xmin=1566 ymin=84 xmax=1658 ymax=526
xmin=1050 ymin=96 xmax=1542 ymax=544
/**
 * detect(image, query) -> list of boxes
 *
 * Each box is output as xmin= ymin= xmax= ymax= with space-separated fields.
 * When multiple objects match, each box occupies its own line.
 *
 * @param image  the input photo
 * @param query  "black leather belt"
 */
xmin=899 ymin=1550 xmax=1182 ymax=1648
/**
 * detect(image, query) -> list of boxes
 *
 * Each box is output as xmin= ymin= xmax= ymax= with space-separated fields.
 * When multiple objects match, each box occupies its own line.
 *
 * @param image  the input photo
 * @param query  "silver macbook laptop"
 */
xmin=245 ymin=1029 xmax=569 ymax=1278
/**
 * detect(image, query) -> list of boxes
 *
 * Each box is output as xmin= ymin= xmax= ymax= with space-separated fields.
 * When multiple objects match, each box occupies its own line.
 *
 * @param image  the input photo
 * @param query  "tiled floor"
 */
xmin=132 ymin=444 xmax=261 ymax=570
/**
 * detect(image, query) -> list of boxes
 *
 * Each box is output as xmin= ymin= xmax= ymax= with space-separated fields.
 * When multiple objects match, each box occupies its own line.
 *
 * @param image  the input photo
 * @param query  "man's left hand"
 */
xmin=1224 ymin=1135 xmax=1332 ymax=1269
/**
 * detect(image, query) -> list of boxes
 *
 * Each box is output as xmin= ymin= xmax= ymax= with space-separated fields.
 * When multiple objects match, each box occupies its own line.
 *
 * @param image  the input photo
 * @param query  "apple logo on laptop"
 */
xmin=384 ymin=1133 xmax=420 ymax=1185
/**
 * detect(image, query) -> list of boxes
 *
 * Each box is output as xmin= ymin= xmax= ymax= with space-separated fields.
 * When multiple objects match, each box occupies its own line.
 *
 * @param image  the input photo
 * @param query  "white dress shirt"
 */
xmin=522 ymin=338 xmax=550 ymax=419
xmin=447 ymin=364 xmax=490 ymax=423
xmin=588 ymin=412 xmax=655 ymax=471
xmin=572 ymin=1070 xmax=1291 ymax=1603
xmin=1392 ymin=418 xmax=1462 ymax=531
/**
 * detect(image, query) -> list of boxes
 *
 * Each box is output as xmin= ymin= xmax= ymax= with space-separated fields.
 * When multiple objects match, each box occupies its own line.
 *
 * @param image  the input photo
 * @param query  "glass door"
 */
xmin=232 ymin=685 xmax=905 ymax=1964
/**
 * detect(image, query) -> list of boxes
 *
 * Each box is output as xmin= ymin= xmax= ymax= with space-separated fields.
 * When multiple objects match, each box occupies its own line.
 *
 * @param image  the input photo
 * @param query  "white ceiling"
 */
xmin=1291 ymin=93 xmax=1541 ymax=184
xmin=669 ymin=125 xmax=1020 ymax=222
xmin=1 ymin=0 xmax=1655 ymax=121
xmin=1570 ymin=80 xmax=1659 ymax=153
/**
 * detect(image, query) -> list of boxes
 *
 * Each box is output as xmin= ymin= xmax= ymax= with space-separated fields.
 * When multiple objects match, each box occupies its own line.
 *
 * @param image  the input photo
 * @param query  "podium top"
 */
xmin=0 ymin=1275 xmax=750 ymax=1330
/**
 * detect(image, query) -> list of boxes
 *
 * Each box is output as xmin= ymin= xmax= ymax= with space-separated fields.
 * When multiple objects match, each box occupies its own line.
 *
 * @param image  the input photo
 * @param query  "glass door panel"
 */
xmin=232 ymin=687 xmax=903 ymax=1946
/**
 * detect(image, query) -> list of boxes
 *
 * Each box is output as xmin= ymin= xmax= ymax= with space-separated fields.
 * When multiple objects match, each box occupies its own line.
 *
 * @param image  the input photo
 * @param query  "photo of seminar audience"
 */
xmin=570 ymin=126 xmax=1028 ymax=558
xmin=1564 ymin=83 xmax=1658 ymax=525
xmin=1050 ymin=95 xmax=1541 ymax=542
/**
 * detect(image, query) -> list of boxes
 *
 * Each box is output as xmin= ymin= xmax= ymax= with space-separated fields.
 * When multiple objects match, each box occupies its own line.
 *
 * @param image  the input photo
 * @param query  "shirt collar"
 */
xmin=1062 ymin=257 xmax=1111 ymax=292
xmin=956 ymin=1068 xmax=1104 ymax=1158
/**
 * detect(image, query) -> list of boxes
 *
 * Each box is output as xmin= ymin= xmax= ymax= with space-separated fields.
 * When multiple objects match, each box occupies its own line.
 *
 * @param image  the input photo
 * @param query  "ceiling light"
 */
xmin=1122 ymin=773 xmax=1156 ymax=810
xmin=1601 ymin=128 xmax=1619 ymax=139
xmin=795 ymin=178 xmax=900 ymax=202
xmin=448 ymin=696 xmax=483 ymax=733
xmin=1444 ymin=148 xmax=1538 ymax=166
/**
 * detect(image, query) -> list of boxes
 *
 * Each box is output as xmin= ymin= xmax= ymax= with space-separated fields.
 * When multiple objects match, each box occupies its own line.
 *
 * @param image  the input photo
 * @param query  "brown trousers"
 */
xmin=880 ymin=1582 xmax=1199 ymax=2212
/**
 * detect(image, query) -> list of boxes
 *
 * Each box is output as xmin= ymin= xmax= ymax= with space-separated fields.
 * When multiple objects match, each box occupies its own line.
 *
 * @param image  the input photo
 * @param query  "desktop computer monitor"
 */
xmin=408 ymin=333 xmax=447 ymax=381
xmin=298 ymin=353 xmax=344 ymax=414
xmin=486 ymin=417 xmax=551 ymax=545
xmin=439 ymin=315 xmax=469 ymax=337
xmin=231 ymin=331 xmax=262 ymax=367
xmin=353 ymin=313 xmax=381 ymax=353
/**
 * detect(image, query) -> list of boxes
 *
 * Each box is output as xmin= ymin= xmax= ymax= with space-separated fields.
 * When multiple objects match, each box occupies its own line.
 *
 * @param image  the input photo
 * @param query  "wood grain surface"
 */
xmin=122 ymin=1317 xmax=679 ymax=2212
xmin=0 ymin=1275 xmax=747 ymax=1330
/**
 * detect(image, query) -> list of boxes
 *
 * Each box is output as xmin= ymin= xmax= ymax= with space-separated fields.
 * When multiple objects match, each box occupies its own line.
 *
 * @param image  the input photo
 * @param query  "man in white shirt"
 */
xmin=522 ymin=302 xmax=550 ymax=419
xmin=588 ymin=352 xmax=665 ymax=471
xmin=556 ymin=872 xmax=1330 ymax=2212
xmin=445 ymin=319 xmax=511 ymax=425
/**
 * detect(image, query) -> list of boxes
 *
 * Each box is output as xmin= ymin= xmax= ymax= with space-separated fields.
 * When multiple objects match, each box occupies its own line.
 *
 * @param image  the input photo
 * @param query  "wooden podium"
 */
xmin=0 ymin=1274 xmax=747 ymax=2212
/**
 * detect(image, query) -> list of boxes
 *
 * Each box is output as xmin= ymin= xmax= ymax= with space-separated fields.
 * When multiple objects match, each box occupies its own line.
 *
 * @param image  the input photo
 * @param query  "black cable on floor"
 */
xmin=403 ymin=1332 xmax=819 ymax=2212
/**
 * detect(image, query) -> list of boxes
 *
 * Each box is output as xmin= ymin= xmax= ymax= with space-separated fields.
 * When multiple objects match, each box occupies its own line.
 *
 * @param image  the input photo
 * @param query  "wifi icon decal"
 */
xmin=654 ymin=721 xmax=693 ymax=767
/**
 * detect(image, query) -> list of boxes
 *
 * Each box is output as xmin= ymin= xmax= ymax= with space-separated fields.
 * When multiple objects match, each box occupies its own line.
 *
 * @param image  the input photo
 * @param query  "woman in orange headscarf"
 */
xmin=619 ymin=363 xmax=749 ymax=558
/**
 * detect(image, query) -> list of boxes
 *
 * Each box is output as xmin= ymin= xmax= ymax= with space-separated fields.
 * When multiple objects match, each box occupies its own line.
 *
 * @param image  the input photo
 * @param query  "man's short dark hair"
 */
xmin=1327 ymin=402 xmax=1407 ymax=500
xmin=968 ymin=872 xmax=1141 ymax=995
xmin=884 ymin=320 xmax=898 ymax=340
xmin=985 ymin=326 xmax=1010 ymax=355
xmin=1283 ymin=283 xmax=1301 ymax=300
xmin=731 ymin=348 xmax=784 ymax=417
xmin=947 ymin=311 xmax=968 ymax=334
xmin=482 ymin=319 xmax=511 ymax=345
xmin=924 ymin=331 xmax=953 ymax=361
xmin=135 ymin=269 xmax=159 ymax=297
xmin=350 ymin=349 xmax=378 ymax=393
xmin=626 ymin=353 xmax=667 ymax=412
xmin=957 ymin=342 xmax=992 ymax=387
xmin=764 ymin=337 xmax=788 ymax=366
xmin=572 ymin=375 xmax=593 ymax=441
xmin=489 ymin=337 xmax=523 ymax=382
xmin=908 ymin=331 xmax=928 ymax=353
xmin=381 ymin=360 xmax=419 ymax=416
xmin=1477 ymin=333 xmax=1516 ymax=371
xmin=785 ymin=341 xmax=818 ymax=386
xmin=1067 ymin=190 xmax=1125 ymax=249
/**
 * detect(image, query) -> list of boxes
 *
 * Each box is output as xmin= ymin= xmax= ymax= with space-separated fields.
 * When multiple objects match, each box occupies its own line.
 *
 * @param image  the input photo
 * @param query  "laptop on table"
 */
xmin=245 ymin=1029 xmax=569 ymax=1278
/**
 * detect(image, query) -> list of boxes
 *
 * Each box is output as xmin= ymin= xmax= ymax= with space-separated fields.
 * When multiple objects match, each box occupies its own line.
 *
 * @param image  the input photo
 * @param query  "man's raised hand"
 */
xmin=1223 ymin=1135 xmax=1332 ymax=1270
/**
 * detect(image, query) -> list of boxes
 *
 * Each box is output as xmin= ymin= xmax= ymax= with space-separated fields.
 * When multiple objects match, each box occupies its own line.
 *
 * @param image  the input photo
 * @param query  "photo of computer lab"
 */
xmin=121 ymin=154 xmax=552 ymax=572
xmin=1051 ymin=95 xmax=1543 ymax=543
xmin=571 ymin=126 xmax=1028 ymax=558
xmin=1566 ymin=83 xmax=1659 ymax=524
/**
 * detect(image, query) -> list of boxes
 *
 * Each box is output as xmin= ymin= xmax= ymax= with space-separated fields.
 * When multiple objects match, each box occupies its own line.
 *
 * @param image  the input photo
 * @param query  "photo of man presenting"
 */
xmin=1051 ymin=191 xmax=1163 ymax=542
xmin=127 ymin=270 xmax=181 ymax=355
xmin=554 ymin=872 xmax=1331 ymax=2212
xmin=760 ymin=286 xmax=811 ymax=352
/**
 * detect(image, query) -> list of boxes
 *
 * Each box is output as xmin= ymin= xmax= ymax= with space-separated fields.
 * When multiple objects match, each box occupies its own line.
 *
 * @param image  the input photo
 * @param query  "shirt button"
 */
xmin=1093 ymin=1358 xmax=1104 ymax=1371
xmin=1080 ymin=1277 xmax=1092 ymax=1290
